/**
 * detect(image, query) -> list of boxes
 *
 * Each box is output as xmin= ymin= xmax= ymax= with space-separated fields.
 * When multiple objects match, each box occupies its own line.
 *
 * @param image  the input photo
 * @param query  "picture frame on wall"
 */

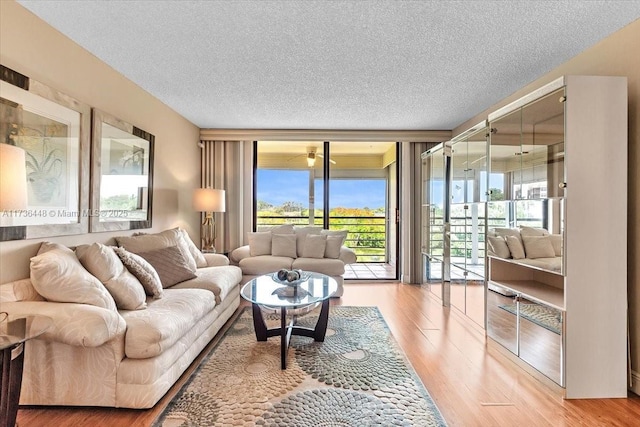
xmin=90 ymin=108 xmax=154 ymax=232
xmin=0 ymin=64 xmax=90 ymax=241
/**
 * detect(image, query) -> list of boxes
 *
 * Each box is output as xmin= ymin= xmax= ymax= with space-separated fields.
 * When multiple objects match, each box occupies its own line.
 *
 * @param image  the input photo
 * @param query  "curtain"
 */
xmin=200 ymin=140 xmax=253 ymax=253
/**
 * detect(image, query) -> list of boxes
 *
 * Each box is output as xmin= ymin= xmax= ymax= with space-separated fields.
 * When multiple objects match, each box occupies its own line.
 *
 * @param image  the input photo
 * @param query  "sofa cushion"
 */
xmin=493 ymin=228 xmax=523 ymax=244
xmin=76 ymin=243 xmax=148 ymax=310
xmin=519 ymin=226 xmax=550 ymax=237
xmin=257 ymin=224 xmax=294 ymax=234
xmin=292 ymin=258 xmax=346 ymax=276
xmin=271 ymin=233 xmax=298 ymax=258
xmin=239 ymin=256 xmax=293 ymax=275
xmin=505 ymin=235 xmax=525 ymax=259
xmin=30 ymin=242 xmax=117 ymax=311
xmin=294 ymin=226 xmax=323 ymax=257
xmin=301 ymin=234 xmax=327 ymax=258
xmin=120 ymin=288 xmax=215 ymax=359
xmin=136 ymin=246 xmax=197 ymax=288
xmin=114 ymin=247 xmax=164 ymax=298
xmin=171 ymin=265 xmax=242 ymax=305
xmin=522 ymin=236 xmax=556 ymax=259
xmin=0 ymin=279 xmax=45 ymax=303
xmin=178 ymin=228 xmax=208 ymax=268
xmin=324 ymin=235 xmax=343 ymax=259
xmin=248 ymin=231 xmax=272 ymax=256
xmin=115 ymin=228 xmax=197 ymax=272
xmin=487 ymin=236 xmax=511 ymax=259
xmin=549 ymin=234 xmax=563 ymax=256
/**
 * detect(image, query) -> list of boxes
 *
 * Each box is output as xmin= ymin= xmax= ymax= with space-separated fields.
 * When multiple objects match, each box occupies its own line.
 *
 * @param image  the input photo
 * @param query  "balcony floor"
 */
xmin=344 ymin=262 xmax=396 ymax=280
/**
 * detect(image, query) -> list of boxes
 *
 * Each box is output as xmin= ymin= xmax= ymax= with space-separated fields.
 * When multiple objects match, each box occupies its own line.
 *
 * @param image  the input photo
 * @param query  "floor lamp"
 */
xmin=193 ymin=188 xmax=226 ymax=253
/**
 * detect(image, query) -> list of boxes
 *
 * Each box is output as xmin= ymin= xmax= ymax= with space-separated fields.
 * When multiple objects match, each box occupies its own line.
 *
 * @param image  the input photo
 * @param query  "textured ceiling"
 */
xmin=17 ymin=1 xmax=640 ymax=130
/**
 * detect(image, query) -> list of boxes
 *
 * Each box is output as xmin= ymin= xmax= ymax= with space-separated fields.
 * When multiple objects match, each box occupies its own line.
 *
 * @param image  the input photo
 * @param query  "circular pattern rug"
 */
xmin=154 ymin=306 xmax=447 ymax=426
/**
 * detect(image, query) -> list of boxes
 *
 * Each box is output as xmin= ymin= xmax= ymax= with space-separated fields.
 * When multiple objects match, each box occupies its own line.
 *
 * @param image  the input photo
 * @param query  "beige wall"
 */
xmin=0 ymin=1 xmax=201 ymax=283
xmin=454 ymin=19 xmax=640 ymax=389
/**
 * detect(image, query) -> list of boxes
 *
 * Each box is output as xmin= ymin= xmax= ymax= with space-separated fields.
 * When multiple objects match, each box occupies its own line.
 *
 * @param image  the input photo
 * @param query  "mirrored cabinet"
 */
xmin=486 ymin=76 xmax=627 ymax=398
xmin=421 ymin=122 xmax=487 ymax=327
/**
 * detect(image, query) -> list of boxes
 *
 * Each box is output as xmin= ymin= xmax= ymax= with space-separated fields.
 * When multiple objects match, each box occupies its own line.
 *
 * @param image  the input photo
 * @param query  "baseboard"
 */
xmin=631 ymin=370 xmax=640 ymax=396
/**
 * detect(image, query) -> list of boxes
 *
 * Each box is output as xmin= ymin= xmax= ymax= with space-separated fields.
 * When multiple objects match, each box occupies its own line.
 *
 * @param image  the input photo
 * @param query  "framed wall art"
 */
xmin=0 ymin=65 xmax=90 ymax=241
xmin=90 ymin=108 xmax=154 ymax=232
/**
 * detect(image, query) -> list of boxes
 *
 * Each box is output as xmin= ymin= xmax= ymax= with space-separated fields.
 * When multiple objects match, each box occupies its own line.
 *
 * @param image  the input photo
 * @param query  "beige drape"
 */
xmin=200 ymin=140 xmax=253 ymax=253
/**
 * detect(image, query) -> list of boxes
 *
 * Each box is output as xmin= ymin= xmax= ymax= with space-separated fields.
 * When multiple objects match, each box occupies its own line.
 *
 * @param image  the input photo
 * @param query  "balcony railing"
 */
xmin=256 ymin=215 xmax=386 ymax=262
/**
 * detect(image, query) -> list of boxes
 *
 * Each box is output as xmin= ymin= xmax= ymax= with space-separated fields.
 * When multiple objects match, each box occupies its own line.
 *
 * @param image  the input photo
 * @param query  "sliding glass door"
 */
xmin=255 ymin=141 xmax=398 ymax=280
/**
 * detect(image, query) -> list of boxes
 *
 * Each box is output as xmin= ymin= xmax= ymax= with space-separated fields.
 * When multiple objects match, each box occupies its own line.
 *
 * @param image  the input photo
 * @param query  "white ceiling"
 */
xmin=17 ymin=1 xmax=640 ymax=131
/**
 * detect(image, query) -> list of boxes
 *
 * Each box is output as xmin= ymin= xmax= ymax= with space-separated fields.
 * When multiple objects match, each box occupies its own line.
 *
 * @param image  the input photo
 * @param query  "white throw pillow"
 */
xmin=115 ymin=228 xmax=197 ymax=272
xmin=487 ymin=236 xmax=511 ymax=259
xmin=248 ymin=231 xmax=272 ymax=256
xmin=549 ymin=234 xmax=563 ymax=256
xmin=301 ymin=234 xmax=327 ymax=258
xmin=505 ymin=235 xmax=525 ymax=260
xmin=114 ymin=247 xmax=164 ymax=298
xmin=294 ymin=226 xmax=323 ymax=257
xmin=522 ymin=236 xmax=556 ymax=259
xmin=324 ymin=235 xmax=344 ymax=259
xmin=178 ymin=228 xmax=208 ymax=268
xmin=76 ymin=243 xmax=147 ymax=310
xmin=271 ymin=233 xmax=297 ymax=258
xmin=519 ymin=226 xmax=550 ymax=237
xmin=30 ymin=242 xmax=117 ymax=310
xmin=257 ymin=224 xmax=295 ymax=234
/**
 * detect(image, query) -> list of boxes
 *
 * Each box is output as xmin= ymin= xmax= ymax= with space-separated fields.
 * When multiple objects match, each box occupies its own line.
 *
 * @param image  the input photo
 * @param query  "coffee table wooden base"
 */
xmin=251 ymin=298 xmax=330 ymax=369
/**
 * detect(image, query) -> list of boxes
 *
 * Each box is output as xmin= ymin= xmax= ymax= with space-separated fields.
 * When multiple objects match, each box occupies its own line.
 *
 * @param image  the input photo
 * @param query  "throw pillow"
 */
xmin=271 ymin=233 xmax=297 ymax=258
xmin=301 ymin=234 xmax=327 ymax=259
xmin=136 ymin=245 xmax=197 ymax=288
xmin=487 ymin=236 xmax=511 ymax=259
xmin=178 ymin=228 xmax=208 ymax=268
xmin=257 ymin=224 xmax=295 ymax=234
xmin=114 ymin=247 xmax=164 ymax=298
xmin=115 ymin=228 xmax=197 ymax=273
xmin=519 ymin=226 xmax=550 ymax=237
xmin=493 ymin=228 xmax=523 ymax=243
xmin=505 ymin=235 xmax=525 ymax=260
xmin=549 ymin=234 xmax=563 ymax=256
xmin=76 ymin=243 xmax=147 ymax=310
xmin=320 ymin=229 xmax=348 ymax=244
xmin=248 ymin=231 xmax=272 ymax=256
xmin=30 ymin=242 xmax=117 ymax=310
xmin=324 ymin=235 xmax=343 ymax=259
xmin=294 ymin=226 xmax=323 ymax=257
xmin=522 ymin=236 xmax=556 ymax=259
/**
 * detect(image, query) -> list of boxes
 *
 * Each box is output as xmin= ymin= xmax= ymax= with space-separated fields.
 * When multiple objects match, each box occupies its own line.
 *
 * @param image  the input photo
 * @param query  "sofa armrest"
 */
xmin=229 ymin=245 xmax=251 ymax=264
xmin=1 ymin=301 xmax=126 ymax=348
xmin=203 ymin=253 xmax=230 ymax=267
xmin=339 ymin=246 xmax=357 ymax=264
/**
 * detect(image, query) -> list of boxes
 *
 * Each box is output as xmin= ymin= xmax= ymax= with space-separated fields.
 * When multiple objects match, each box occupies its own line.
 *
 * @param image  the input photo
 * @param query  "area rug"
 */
xmin=499 ymin=303 xmax=562 ymax=335
xmin=153 ymin=306 xmax=447 ymax=426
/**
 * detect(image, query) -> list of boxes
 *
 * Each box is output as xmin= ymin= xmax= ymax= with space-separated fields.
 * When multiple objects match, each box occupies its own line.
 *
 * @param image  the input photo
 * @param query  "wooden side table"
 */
xmin=0 ymin=314 xmax=52 ymax=427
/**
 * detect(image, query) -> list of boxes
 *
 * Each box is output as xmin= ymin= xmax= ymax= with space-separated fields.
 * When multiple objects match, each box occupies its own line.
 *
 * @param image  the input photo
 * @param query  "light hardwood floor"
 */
xmin=17 ymin=282 xmax=640 ymax=426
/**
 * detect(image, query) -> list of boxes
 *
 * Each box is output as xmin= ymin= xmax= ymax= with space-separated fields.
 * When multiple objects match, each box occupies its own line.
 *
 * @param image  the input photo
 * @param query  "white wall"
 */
xmin=0 ymin=1 xmax=202 ymax=283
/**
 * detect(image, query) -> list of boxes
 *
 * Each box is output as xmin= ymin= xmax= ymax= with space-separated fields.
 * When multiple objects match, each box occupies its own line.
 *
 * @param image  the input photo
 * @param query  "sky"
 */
xmin=257 ymin=170 xmax=386 ymax=209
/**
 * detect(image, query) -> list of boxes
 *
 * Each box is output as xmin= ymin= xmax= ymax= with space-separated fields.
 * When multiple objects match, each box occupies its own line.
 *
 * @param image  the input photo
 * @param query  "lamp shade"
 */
xmin=193 ymin=188 xmax=225 ymax=212
xmin=0 ymin=144 xmax=28 ymax=211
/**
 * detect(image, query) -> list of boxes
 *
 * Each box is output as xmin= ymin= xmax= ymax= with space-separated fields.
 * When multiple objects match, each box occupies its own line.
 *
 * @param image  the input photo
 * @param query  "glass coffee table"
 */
xmin=240 ymin=272 xmax=338 ymax=369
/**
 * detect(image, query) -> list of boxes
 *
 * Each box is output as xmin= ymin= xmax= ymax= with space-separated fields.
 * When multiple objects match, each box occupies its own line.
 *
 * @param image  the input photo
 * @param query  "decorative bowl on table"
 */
xmin=272 ymin=269 xmax=310 ymax=287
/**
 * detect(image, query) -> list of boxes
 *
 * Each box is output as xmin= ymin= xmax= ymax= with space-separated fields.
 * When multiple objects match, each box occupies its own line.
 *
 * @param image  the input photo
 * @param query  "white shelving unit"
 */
xmin=486 ymin=75 xmax=628 ymax=398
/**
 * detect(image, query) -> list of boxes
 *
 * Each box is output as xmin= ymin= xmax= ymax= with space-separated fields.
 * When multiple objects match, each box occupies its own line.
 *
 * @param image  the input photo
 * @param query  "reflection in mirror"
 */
xmin=487 ymin=199 xmax=564 ymax=275
xmin=90 ymin=109 xmax=154 ymax=232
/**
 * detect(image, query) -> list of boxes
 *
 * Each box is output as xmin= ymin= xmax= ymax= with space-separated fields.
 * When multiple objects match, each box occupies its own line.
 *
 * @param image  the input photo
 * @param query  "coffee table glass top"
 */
xmin=241 ymin=272 xmax=337 ymax=308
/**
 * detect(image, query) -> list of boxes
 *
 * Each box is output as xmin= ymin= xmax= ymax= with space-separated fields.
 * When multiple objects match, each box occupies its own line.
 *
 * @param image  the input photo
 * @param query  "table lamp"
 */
xmin=193 ymin=188 xmax=225 ymax=253
xmin=0 ymin=144 xmax=28 ymax=211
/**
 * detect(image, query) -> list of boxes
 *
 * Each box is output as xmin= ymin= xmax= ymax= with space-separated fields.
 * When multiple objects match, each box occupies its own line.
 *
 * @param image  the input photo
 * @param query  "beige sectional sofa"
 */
xmin=0 ymin=228 xmax=242 ymax=409
xmin=230 ymin=224 xmax=357 ymax=297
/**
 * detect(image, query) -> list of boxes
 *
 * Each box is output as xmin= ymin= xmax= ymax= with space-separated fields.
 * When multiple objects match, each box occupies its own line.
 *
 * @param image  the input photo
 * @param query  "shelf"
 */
xmin=488 ymin=279 xmax=564 ymax=311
